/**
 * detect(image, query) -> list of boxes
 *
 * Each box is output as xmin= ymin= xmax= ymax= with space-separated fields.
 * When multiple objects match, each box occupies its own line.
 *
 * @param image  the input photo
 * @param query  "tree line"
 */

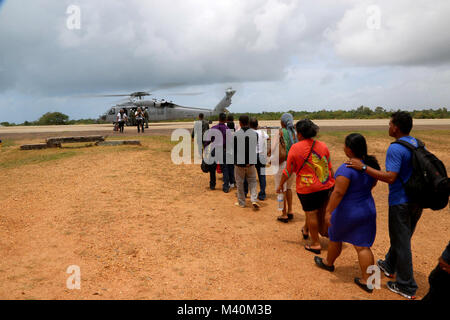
xmin=0 ymin=112 xmax=108 ymax=126
xmin=1 ymin=107 xmax=449 ymax=126
xmin=227 ymin=106 xmax=450 ymax=121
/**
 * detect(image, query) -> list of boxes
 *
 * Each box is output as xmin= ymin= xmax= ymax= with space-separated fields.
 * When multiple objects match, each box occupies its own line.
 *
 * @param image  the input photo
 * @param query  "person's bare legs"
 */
xmin=323 ymin=241 xmax=342 ymax=266
xmin=305 ymin=210 xmax=321 ymax=250
xmin=279 ymin=191 xmax=288 ymax=218
xmin=286 ymin=189 xmax=293 ymax=215
xmin=354 ymin=246 xmax=375 ymax=283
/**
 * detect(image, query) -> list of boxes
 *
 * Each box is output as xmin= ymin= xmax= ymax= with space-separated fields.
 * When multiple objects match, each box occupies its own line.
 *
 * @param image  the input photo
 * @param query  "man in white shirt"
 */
xmin=249 ymin=118 xmax=269 ymax=200
xmin=116 ymin=109 xmax=128 ymax=133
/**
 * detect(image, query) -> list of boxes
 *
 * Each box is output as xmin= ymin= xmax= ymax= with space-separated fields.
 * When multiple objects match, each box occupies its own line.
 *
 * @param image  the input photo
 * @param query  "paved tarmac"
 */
xmin=1 ymin=119 xmax=449 ymax=140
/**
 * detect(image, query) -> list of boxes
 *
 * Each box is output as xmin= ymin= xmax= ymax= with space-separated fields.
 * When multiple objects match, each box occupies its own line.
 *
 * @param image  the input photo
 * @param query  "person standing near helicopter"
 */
xmin=135 ymin=107 xmax=145 ymax=133
xmin=143 ymin=108 xmax=149 ymax=128
xmin=116 ymin=109 xmax=128 ymax=133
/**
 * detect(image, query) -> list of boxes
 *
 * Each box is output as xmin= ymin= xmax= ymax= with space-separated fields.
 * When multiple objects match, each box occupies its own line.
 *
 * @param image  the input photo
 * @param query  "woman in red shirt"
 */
xmin=276 ymin=119 xmax=335 ymax=254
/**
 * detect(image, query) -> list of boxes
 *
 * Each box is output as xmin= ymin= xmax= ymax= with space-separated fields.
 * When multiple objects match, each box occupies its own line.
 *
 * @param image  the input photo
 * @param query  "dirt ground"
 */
xmin=0 ymin=127 xmax=449 ymax=300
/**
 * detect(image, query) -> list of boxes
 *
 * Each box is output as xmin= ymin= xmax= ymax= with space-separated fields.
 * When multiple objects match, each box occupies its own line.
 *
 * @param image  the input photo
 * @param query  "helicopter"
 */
xmin=97 ymin=87 xmax=236 ymax=125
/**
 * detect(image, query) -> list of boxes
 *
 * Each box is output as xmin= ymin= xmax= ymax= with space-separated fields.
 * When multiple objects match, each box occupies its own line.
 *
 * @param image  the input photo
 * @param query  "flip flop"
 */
xmin=277 ymin=216 xmax=289 ymax=223
xmin=314 ymin=256 xmax=334 ymax=272
xmin=287 ymin=213 xmax=294 ymax=220
xmin=305 ymin=245 xmax=321 ymax=255
xmin=354 ymin=278 xmax=373 ymax=293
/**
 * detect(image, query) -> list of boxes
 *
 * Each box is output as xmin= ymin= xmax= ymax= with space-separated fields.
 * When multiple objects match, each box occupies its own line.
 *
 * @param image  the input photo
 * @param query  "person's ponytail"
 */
xmin=362 ymin=154 xmax=380 ymax=170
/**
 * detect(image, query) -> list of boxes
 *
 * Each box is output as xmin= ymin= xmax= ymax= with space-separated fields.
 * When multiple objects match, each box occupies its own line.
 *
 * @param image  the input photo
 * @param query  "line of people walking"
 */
xmin=194 ymin=111 xmax=449 ymax=300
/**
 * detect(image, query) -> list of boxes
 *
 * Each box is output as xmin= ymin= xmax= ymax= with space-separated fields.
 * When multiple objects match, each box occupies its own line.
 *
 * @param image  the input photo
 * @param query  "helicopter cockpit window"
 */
xmin=108 ymin=108 xmax=116 ymax=115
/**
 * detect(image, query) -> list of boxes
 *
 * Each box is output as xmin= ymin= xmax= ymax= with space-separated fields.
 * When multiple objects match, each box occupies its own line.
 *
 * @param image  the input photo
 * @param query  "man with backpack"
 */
xmin=347 ymin=111 xmax=449 ymax=299
xmin=192 ymin=113 xmax=210 ymax=159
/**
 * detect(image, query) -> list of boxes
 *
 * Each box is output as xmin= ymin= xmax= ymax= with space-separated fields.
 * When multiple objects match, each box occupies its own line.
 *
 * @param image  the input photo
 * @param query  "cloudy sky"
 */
xmin=1 ymin=0 xmax=450 ymax=123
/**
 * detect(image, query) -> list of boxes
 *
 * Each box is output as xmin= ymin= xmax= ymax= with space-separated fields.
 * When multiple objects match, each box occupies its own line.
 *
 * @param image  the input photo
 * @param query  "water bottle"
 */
xmin=277 ymin=193 xmax=284 ymax=211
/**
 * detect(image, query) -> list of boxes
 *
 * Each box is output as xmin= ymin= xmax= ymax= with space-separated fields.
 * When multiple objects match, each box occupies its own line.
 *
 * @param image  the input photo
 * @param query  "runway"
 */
xmin=1 ymin=119 xmax=449 ymax=140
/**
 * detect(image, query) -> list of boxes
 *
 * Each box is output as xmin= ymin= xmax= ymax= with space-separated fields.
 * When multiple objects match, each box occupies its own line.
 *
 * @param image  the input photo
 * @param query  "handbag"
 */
xmin=201 ymin=160 xmax=210 ymax=173
xmin=201 ymin=145 xmax=214 ymax=173
xmin=300 ymin=140 xmax=329 ymax=238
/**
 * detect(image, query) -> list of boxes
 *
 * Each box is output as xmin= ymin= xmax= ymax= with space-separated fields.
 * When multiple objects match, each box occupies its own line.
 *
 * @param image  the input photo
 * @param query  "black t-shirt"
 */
xmin=233 ymin=127 xmax=258 ymax=167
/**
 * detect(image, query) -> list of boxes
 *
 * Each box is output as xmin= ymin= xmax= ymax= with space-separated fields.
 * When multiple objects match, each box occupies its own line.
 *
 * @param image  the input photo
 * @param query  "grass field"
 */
xmin=0 ymin=130 xmax=449 ymax=300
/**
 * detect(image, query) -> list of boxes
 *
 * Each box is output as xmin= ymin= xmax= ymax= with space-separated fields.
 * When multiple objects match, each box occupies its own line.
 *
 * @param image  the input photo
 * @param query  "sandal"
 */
xmin=287 ymin=213 xmax=294 ymax=220
xmin=277 ymin=216 xmax=289 ymax=223
xmin=305 ymin=245 xmax=321 ymax=255
xmin=301 ymin=227 xmax=309 ymax=240
xmin=354 ymin=278 xmax=373 ymax=293
xmin=314 ymin=256 xmax=334 ymax=272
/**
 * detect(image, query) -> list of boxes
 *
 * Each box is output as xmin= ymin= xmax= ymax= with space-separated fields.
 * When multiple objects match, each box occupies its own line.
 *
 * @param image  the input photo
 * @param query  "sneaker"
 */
xmin=252 ymin=202 xmax=260 ymax=209
xmin=377 ymin=259 xmax=394 ymax=278
xmin=235 ymin=202 xmax=245 ymax=208
xmin=387 ymin=281 xmax=416 ymax=300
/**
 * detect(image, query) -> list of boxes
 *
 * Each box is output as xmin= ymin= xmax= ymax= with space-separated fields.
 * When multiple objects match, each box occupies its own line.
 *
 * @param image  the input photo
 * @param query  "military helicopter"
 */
xmin=96 ymin=87 xmax=236 ymax=125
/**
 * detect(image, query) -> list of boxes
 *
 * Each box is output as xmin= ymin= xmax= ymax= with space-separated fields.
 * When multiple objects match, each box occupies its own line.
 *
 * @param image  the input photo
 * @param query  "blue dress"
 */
xmin=328 ymin=164 xmax=377 ymax=247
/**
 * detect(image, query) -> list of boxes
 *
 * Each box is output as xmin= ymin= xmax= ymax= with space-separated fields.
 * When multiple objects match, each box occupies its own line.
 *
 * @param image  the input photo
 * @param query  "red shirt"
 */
xmin=283 ymin=139 xmax=335 ymax=194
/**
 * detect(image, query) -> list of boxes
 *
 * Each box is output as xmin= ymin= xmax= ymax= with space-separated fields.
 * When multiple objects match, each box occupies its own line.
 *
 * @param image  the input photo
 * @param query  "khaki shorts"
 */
xmin=274 ymin=161 xmax=295 ymax=192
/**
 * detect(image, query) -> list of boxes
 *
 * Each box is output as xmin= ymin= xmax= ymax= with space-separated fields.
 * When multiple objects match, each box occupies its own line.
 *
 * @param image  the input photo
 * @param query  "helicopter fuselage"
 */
xmin=103 ymin=103 xmax=216 ymax=123
xmin=101 ymin=88 xmax=235 ymax=124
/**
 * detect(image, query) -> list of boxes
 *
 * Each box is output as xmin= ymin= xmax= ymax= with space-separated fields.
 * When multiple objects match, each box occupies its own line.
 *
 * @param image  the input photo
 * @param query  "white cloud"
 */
xmin=1 ymin=0 xmax=450 ymax=123
xmin=326 ymin=0 xmax=450 ymax=66
xmin=0 ymin=0 xmax=313 ymax=95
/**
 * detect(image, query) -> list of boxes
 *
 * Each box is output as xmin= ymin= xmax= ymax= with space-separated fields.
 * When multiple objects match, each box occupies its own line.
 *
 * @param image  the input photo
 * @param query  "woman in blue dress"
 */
xmin=314 ymin=133 xmax=381 ymax=293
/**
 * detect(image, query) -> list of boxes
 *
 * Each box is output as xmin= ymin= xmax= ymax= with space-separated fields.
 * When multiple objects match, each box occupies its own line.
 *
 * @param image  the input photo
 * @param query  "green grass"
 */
xmin=0 ymin=135 xmax=175 ymax=170
xmin=0 ymin=151 xmax=78 ymax=169
xmin=0 ymin=139 xmax=17 ymax=149
xmin=1 ymin=130 xmax=447 ymax=170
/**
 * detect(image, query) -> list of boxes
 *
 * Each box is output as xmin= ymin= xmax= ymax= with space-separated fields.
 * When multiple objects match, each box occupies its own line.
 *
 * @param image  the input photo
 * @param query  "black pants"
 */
xmin=384 ymin=202 xmax=423 ymax=295
xmin=422 ymin=264 xmax=450 ymax=301
xmin=136 ymin=119 xmax=144 ymax=133
xmin=118 ymin=121 xmax=125 ymax=133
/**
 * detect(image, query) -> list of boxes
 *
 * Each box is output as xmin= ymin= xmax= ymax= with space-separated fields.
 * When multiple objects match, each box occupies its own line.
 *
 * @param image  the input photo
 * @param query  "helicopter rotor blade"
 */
xmin=115 ymin=97 xmax=133 ymax=104
xmin=75 ymin=94 xmax=133 ymax=98
xmin=166 ymin=92 xmax=204 ymax=96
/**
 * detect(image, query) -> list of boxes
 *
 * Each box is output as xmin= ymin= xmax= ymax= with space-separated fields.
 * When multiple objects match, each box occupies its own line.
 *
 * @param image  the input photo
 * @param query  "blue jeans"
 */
xmin=384 ymin=203 xmax=423 ymax=295
xmin=221 ymin=164 xmax=235 ymax=191
xmin=210 ymin=164 xmax=235 ymax=191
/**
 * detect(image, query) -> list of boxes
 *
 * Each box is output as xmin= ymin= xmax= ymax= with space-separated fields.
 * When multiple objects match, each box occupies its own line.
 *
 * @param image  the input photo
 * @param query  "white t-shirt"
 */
xmin=256 ymin=129 xmax=269 ymax=155
xmin=117 ymin=113 xmax=127 ymax=122
xmin=135 ymin=111 xmax=144 ymax=120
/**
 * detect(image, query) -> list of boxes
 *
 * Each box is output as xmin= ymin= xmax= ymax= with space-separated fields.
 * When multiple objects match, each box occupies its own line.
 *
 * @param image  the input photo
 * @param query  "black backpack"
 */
xmin=393 ymin=139 xmax=450 ymax=210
